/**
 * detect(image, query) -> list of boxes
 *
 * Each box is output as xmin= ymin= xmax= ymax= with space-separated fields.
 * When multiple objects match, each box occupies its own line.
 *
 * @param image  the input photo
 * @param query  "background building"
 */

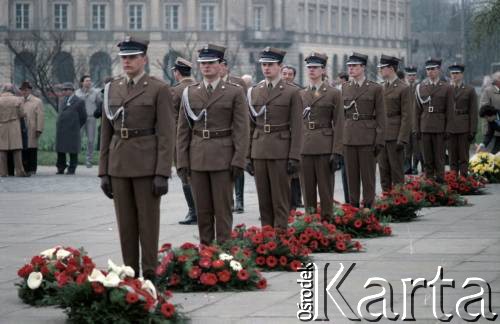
xmin=0 ymin=0 xmax=410 ymax=87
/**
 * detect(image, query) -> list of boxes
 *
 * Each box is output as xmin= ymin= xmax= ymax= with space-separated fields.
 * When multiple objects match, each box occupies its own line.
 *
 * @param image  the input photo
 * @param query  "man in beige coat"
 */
xmin=19 ymin=81 xmax=44 ymax=175
xmin=177 ymin=44 xmax=249 ymax=245
xmin=299 ymin=52 xmax=343 ymax=221
xmin=99 ymin=37 xmax=175 ymax=280
xmin=377 ymin=55 xmax=411 ymax=192
xmin=0 ymin=84 xmax=27 ymax=177
xmin=247 ymin=47 xmax=303 ymax=230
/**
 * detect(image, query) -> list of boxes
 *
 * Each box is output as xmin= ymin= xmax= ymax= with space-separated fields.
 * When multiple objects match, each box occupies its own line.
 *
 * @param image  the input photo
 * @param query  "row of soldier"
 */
xmin=99 ymin=37 xmax=487 ymax=279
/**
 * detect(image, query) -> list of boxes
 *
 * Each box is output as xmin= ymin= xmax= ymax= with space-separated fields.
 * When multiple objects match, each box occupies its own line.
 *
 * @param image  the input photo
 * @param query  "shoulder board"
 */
xmin=188 ymin=82 xmax=201 ymax=88
xmin=111 ymin=76 xmax=125 ymax=84
xmin=226 ymin=81 xmax=241 ymax=87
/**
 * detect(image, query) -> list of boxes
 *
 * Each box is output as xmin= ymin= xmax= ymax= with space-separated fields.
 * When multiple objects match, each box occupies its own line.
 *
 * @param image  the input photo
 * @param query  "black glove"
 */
xmin=330 ymin=154 xmax=342 ymax=172
xmin=152 ymin=176 xmax=169 ymax=196
xmin=287 ymin=159 xmax=300 ymax=175
xmin=444 ymin=132 xmax=450 ymax=140
xmin=100 ymin=176 xmax=113 ymax=199
xmin=374 ymin=144 xmax=384 ymax=157
xmin=395 ymin=142 xmax=405 ymax=151
xmin=414 ymin=131 xmax=421 ymax=140
xmin=245 ymin=160 xmax=255 ymax=176
xmin=468 ymin=133 xmax=476 ymax=142
xmin=231 ymin=166 xmax=244 ymax=181
xmin=177 ymin=168 xmax=190 ymax=184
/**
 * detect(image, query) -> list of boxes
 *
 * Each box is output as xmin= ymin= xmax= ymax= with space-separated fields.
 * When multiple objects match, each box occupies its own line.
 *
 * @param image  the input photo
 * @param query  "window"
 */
xmin=330 ymin=8 xmax=338 ymax=34
xmin=253 ymin=6 xmax=263 ymax=31
xmin=165 ymin=4 xmax=179 ymax=30
xmin=319 ymin=7 xmax=327 ymax=33
xmin=91 ymin=4 xmax=106 ymax=30
xmin=54 ymin=3 xmax=68 ymax=30
xmin=201 ymin=4 xmax=215 ymax=31
xmin=341 ymin=9 xmax=349 ymax=34
xmin=307 ymin=5 xmax=315 ymax=33
xmin=129 ymin=4 xmax=143 ymax=30
xmin=15 ymin=3 xmax=30 ymax=29
xmin=352 ymin=10 xmax=359 ymax=35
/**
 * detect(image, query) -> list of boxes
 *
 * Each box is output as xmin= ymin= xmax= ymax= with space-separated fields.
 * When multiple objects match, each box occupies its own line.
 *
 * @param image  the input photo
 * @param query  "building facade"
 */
xmin=0 ymin=0 xmax=410 ymax=87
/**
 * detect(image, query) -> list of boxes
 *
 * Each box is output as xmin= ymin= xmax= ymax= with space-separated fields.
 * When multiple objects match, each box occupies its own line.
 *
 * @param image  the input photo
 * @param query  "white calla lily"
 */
xmin=107 ymin=259 xmax=124 ymax=275
xmin=27 ymin=272 xmax=43 ymax=289
xmin=56 ymin=249 xmax=71 ymax=260
xmin=39 ymin=248 xmax=57 ymax=259
xmin=229 ymin=260 xmax=242 ymax=271
xmin=88 ymin=268 xmax=106 ymax=283
xmin=219 ymin=253 xmax=233 ymax=261
xmin=122 ymin=266 xmax=135 ymax=278
xmin=102 ymin=272 xmax=121 ymax=287
xmin=141 ymin=279 xmax=157 ymax=299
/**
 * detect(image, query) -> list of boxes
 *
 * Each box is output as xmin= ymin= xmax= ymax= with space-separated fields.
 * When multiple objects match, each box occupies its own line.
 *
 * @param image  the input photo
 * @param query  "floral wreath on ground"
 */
xmin=375 ymin=184 xmax=426 ymax=222
xmin=443 ymin=171 xmax=486 ymax=195
xmin=332 ymin=204 xmax=393 ymax=238
xmin=469 ymin=152 xmax=500 ymax=183
xmin=405 ymin=176 xmax=467 ymax=207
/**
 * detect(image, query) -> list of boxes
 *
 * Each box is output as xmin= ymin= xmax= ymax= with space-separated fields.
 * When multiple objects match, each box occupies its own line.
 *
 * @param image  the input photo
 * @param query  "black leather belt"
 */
xmin=426 ymin=106 xmax=445 ymax=113
xmin=304 ymin=121 xmax=332 ymax=130
xmin=345 ymin=113 xmax=375 ymax=120
xmin=114 ymin=128 xmax=155 ymax=139
xmin=193 ymin=129 xmax=232 ymax=139
xmin=386 ymin=112 xmax=401 ymax=118
xmin=256 ymin=124 xmax=289 ymax=133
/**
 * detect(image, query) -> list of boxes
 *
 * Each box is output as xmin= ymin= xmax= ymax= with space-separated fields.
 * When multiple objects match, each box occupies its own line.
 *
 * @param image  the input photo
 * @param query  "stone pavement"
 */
xmin=0 ymin=166 xmax=499 ymax=323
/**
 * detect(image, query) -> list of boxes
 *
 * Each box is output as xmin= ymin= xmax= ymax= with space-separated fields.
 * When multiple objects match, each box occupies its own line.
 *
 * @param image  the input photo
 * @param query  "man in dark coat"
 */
xmin=55 ymin=82 xmax=87 ymax=174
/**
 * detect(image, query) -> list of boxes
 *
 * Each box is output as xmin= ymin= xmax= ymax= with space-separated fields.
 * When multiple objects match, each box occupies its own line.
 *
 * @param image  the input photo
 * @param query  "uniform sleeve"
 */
xmin=247 ymin=87 xmax=256 ymax=160
xmin=413 ymin=87 xmax=422 ymax=133
xmin=98 ymin=104 xmax=113 ymax=177
xmin=398 ymin=85 xmax=412 ymax=144
xmin=176 ymin=88 xmax=191 ymax=169
xmin=333 ymin=90 xmax=344 ymax=154
xmin=374 ymin=85 xmax=386 ymax=146
xmin=288 ymin=88 xmax=304 ymax=160
xmin=36 ymin=99 xmax=44 ymax=133
xmin=155 ymin=84 xmax=175 ymax=177
xmin=231 ymin=87 xmax=250 ymax=169
xmin=444 ymin=85 xmax=455 ymax=133
xmin=469 ymin=88 xmax=478 ymax=135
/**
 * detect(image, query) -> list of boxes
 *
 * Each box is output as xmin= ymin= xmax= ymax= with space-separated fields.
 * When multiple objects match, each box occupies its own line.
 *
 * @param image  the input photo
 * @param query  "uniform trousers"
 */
xmin=378 ymin=141 xmax=405 ymax=192
xmin=300 ymin=154 xmax=333 ymax=221
xmin=344 ymin=145 xmax=376 ymax=207
xmin=421 ymin=133 xmax=445 ymax=181
xmin=111 ymin=176 xmax=160 ymax=275
xmin=448 ymin=133 xmax=470 ymax=176
xmin=190 ymin=170 xmax=233 ymax=245
xmin=254 ymin=159 xmax=290 ymax=230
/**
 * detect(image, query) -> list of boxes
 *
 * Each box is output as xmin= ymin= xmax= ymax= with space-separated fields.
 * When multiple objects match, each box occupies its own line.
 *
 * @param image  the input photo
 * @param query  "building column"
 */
xmin=114 ymin=0 xmax=123 ymax=29
xmin=150 ymin=0 xmax=160 ymax=30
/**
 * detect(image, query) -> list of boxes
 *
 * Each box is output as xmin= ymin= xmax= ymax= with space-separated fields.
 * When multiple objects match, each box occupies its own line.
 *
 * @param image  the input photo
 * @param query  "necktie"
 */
xmin=311 ymin=86 xmax=317 ymax=92
xmin=207 ymin=84 xmax=213 ymax=95
xmin=127 ymin=79 xmax=134 ymax=93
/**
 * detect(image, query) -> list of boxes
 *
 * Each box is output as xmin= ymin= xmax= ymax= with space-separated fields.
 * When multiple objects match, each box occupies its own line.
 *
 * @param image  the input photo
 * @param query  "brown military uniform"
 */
xmin=378 ymin=78 xmax=411 ymax=192
xmin=224 ymin=75 xmax=248 ymax=92
xmin=177 ymin=80 xmax=249 ymax=245
xmin=171 ymin=77 xmax=196 ymax=166
xmin=447 ymin=83 xmax=478 ymax=176
xmin=0 ymin=92 xmax=26 ymax=176
xmin=404 ymin=81 xmax=423 ymax=174
xmin=414 ymin=79 xmax=454 ymax=181
xmin=299 ymin=83 xmax=343 ymax=220
xmin=99 ymin=74 xmax=175 ymax=274
xmin=342 ymin=79 xmax=385 ymax=207
xmin=249 ymin=79 xmax=303 ymax=229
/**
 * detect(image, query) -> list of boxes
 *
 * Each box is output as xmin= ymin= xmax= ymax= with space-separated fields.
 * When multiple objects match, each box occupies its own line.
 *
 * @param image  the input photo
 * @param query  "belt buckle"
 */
xmin=264 ymin=124 xmax=271 ymax=133
xmin=308 ymin=121 xmax=316 ymax=130
xmin=202 ymin=129 xmax=210 ymax=139
xmin=120 ymin=128 xmax=129 ymax=139
xmin=352 ymin=113 xmax=359 ymax=121
xmin=428 ymin=106 xmax=434 ymax=113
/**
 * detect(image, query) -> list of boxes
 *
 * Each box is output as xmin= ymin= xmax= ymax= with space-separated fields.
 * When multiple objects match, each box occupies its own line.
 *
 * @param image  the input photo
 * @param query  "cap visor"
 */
xmin=377 ymin=63 xmax=390 ymax=68
xmin=347 ymin=61 xmax=365 ymax=65
xmin=197 ymin=57 xmax=220 ymax=62
xmin=425 ymin=64 xmax=440 ymax=69
xmin=259 ymin=58 xmax=280 ymax=63
xmin=405 ymin=72 xmax=417 ymax=76
xmin=119 ymin=50 xmax=144 ymax=56
xmin=306 ymin=63 xmax=324 ymax=67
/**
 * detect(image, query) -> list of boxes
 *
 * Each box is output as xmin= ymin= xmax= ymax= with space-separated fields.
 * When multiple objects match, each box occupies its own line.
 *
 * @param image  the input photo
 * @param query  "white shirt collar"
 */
xmin=126 ymin=71 xmax=146 ymax=85
xmin=309 ymin=80 xmax=323 ymax=90
xmin=203 ymin=77 xmax=221 ymax=90
xmin=265 ymin=76 xmax=281 ymax=88
xmin=353 ymin=76 xmax=366 ymax=86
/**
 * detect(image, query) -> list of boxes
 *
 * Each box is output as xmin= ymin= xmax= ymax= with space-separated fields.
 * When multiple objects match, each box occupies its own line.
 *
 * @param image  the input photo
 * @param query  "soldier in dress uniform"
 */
xmin=98 ymin=36 xmax=175 ymax=279
xmin=414 ymin=58 xmax=454 ymax=183
xmin=404 ymin=65 xmax=423 ymax=175
xmin=220 ymin=58 xmax=247 ymax=214
xmin=246 ymin=47 xmax=303 ymax=230
xmin=171 ymin=57 xmax=198 ymax=225
xmin=377 ymin=55 xmax=411 ymax=192
xmin=342 ymin=52 xmax=385 ymax=208
xmin=299 ymin=52 xmax=343 ymax=220
xmin=446 ymin=63 xmax=478 ymax=176
xmin=177 ymin=44 xmax=249 ymax=245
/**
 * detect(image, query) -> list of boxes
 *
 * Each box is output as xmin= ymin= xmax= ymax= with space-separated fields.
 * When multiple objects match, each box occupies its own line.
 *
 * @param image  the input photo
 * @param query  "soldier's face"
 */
xmin=261 ymin=62 xmax=282 ymax=79
xmin=406 ymin=75 xmax=417 ymax=83
xmin=200 ymin=61 xmax=220 ymax=78
xmin=307 ymin=66 xmax=323 ymax=81
xmin=282 ymin=68 xmax=295 ymax=82
xmin=426 ymin=67 xmax=440 ymax=80
xmin=378 ymin=66 xmax=393 ymax=79
xmin=219 ymin=64 xmax=228 ymax=77
xmin=450 ymin=72 xmax=463 ymax=83
xmin=120 ymin=54 xmax=147 ymax=77
xmin=347 ymin=64 xmax=364 ymax=79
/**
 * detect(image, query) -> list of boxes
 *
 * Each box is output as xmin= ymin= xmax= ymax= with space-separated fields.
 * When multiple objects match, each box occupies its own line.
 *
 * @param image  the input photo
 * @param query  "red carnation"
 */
xmin=255 ymin=256 xmax=266 ymax=266
xmin=353 ymin=219 xmax=363 ymax=229
xmin=55 ymin=261 xmax=66 ymax=271
xmin=401 ymin=196 xmax=408 ymax=204
xmin=200 ymin=273 xmax=218 ymax=286
xmin=256 ymin=278 xmax=267 ymax=289
xmin=126 ymin=292 xmax=139 ymax=304
xmin=217 ymin=270 xmax=231 ymax=283
xmin=17 ymin=264 xmax=33 ymax=278
xmin=310 ymin=240 xmax=319 ymax=251
xmin=180 ymin=242 xmax=196 ymax=250
xmin=354 ymin=241 xmax=362 ymax=251
xmin=161 ymin=302 xmax=176 ymax=318
xmin=91 ymin=282 xmax=105 ymax=294
xmin=188 ymin=266 xmax=202 ymax=279
xmin=384 ymin=227 xmax=392 ymax=235
xmin=304 ymin=215 xmax=313 ymax=223
xmin=251 ymin=235 xmax=263 ymax=245
xmin=159 ymin=243 xmax=172 ymax=252
xmin=290 ymin=260 xmax=302 ymax=271
xmin=31 ymin=255 xmax=45 ymax=267
xmin=279 ymin=256 xmax=288 ymax=267
xmin=56 ymin=272 xmax=70 ymax=287
xmin=177 ymin=255 xmax=188 ymax=263
xmin=199 ymin=249 xmax=213 ymax=259
xmin=428 ymin=195 xmax=436 ymax=203
xmin=266 ymin=256 xmax=278 ymax=268
xmin=199 ymin=257 xmax=212 ymax=269
xmin=335 ymin=241 xmax=346 ymax=252
xmin=237 ymin=269 xmax=250 ymax=281
xmin=212 ymin=259 xmax=225 ymax=269
xmin=266 ymin=241 xmax=277 ymax=251
xmin=168 ymin=274 xmax=181 ymax=286
xmin=287 ymin=227 xmax=296 ymax=236
xmin=230 ymin=246 xmax=240 ymax=255
xmin=76 ymin=273 xmax=87 ymax=285
xmin=256 ymin=244 xmax=267 ymax=255
xmin=40 ymin=265 xmax=50 ymax=276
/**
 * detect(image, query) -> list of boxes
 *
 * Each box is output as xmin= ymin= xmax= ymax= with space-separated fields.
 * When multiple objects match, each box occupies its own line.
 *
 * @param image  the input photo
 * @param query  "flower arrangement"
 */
xmin=444 ymin=171 xmax=486 ymax=195
xmin=155 ymin=242 xmax=267 ymax=292
xmin=469 ymin=152 xmax=500 ymax=183
xmin=225 ymin=225 xmax=311 ymax=272
xmin=288 ymin=213 xmax=363 ymax=253
xmin=375 ymin=184 xmax=426 ymax=222
xmin=405 ymin=176 xmax=467 ymax=207
xmin=58 ymin=260 xmax=183 ymax=323
xmin=16 ymin=246 xmax=95 ymax=306
xmin=332 ymin=204 xmax=393 ymax=238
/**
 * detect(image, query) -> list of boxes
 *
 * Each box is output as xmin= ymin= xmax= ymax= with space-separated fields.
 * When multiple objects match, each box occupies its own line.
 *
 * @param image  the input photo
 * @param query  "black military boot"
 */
xmin=179 ymin=184 xmax=197 ymax=225
xmin=234 ymin=173 xmax=244 ymax=213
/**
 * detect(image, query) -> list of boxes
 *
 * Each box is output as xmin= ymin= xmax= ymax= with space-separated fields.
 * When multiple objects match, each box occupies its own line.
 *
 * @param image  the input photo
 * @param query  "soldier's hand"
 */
xmin=245 ymin=160 xmax=255 ymax=176
xmin=152 ymin=176 xmax=169 ymax=196
xmin=468 ymin=133 xmax=476 ymax=143
xmin=177 ymin=168 xmax=190 ymax=184
xmin=231 ymin=166 xmax=244 ymax=181
xmin=287 ymin=159 xmax=300 ymax=175
xmin=414 ymin=131 xmax=422 ymax=140
xmin=330 ymin=154 xmax=342 ymax=172
xmin=396 ymin=142 xmax=405 ymax=151
xmin=100 ymin=176 xmax=113 ymax=199
xmin=374 ymin=144 xmax=384 ymax=157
